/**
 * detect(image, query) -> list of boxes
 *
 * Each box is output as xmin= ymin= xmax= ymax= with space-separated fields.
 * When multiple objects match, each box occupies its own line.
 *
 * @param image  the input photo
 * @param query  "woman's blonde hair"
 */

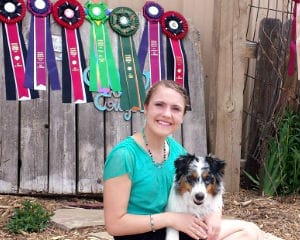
xmin=144 ymin=80 xmax=190 ymax=114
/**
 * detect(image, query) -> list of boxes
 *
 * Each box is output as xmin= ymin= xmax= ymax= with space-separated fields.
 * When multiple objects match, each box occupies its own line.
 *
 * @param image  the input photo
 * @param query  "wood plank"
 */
xmin=215 ymin=0 xmax=248 ymax=192
xmin=77 ymin=21 xmax=105 ymax=194
xmin=182 ymin=25 xmax=207 ymax=156
xmin=19 ymin=15 xmax=49 ymax=193
xmin=0 ymin=24 xmax=19 ymax=193
xmin=48 ymin=18 xmax=76 ymax=194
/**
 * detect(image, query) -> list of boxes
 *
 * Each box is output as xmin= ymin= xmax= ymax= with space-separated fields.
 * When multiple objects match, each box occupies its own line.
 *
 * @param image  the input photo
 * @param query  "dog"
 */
xmin=165 ymin=153 xmax=226 ymax=240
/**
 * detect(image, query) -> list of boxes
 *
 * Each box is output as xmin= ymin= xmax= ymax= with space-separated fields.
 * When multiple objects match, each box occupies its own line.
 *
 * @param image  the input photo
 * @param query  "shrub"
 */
xmin=6 ymin=200 xmax=53 ymax=234
xmin=263 ymin=109 xmax=300 ymax=196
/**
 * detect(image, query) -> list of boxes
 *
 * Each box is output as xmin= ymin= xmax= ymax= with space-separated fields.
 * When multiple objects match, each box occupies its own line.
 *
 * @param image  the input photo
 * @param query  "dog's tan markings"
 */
xmin=202 ymin=172 xmax=208 ymax=179
xmin=207 ymin=182 xmax=217 ymax=195
xmin=192 ymin=171 xmax=198 ymax=179
xmin=178 ymin=177 xmax=192 ymax=195
xmin=202 ymin=172 xmax=217 ymax=196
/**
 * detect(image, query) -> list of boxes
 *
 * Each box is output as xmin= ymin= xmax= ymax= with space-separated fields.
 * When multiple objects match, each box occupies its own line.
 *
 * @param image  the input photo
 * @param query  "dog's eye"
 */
xmin=186 ymin=175 xmax=198 ymax=184
xmin=203 ymin=175 xmax=214 ymax=185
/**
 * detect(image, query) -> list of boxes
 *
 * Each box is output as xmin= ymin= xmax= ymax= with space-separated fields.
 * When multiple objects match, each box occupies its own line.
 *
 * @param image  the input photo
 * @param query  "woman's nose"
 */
xmin=162 ymin=106 xmax=172 ymax=117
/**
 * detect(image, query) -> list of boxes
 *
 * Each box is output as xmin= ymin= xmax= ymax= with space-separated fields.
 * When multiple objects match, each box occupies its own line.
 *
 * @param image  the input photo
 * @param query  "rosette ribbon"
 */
xmin=288 ymin=0 xmax=300 ymax=79
xmin=85 ymin=1 xmax=121 ymax=94
xmin=24 ymin=0 xmax=60 ymax=91
xmin=138 ymin=1 xmax=165 ymax=85
xmin=109 ymin=7 xmax=146 ymax=111
xmin=160 ymin=11 xmax=189 ymax=91
xmin=0 ymin=0 xmax=38 ymax=100
xmin=52 ymin=0 xmax=93 ymax=103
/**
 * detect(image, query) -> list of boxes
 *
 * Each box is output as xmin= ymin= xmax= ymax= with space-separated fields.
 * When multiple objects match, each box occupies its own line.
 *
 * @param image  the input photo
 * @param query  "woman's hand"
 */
xmin=204 ymin=211 xmax=222 ymax=240
xmin=171 ymin=213 xmax=208 ymax=239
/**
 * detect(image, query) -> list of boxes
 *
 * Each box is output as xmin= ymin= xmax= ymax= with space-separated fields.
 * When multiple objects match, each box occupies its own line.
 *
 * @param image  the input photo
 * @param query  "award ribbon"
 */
xmin=138 ymin=1 xmax=165 ymax=85
xmin=109 ymin=7 xmax=146 ymax=111
xmin=52 ymin=0 xmax=93 ymax=103
xmin=24 ymin=0 xmax=60 ymax=91
xmin=85 ymin=1 xmax=121 ymax=94
xmin=160 ymin=11 xmax=189 ymax=89
xmin=0 ymin=0 xmax=38 ymax=100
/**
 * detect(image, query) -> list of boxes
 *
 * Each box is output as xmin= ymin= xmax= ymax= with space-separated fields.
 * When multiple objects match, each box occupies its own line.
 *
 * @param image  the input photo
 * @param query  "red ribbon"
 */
xmin=52 ymin=0 xmax=92 ymax=103
xmin=160 ymin=11 xmax=188 ymax=87
xmin=288 ymin=1 xmax=300 ymax=76
xmin=0 ymin=0 xmax=36 ymax=100
xmin=6 ymin=23 xmax=31 ymax=100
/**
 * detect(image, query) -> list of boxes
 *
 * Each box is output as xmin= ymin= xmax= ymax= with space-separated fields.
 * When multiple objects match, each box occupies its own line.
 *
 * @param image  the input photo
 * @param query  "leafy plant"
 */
xmin=263 ymin=109 xmax=300 ymax=196
xmin=6 ymin=200 xmax=53 ymax=234
xmin=242 ymin=170 xmax=260 ymax=191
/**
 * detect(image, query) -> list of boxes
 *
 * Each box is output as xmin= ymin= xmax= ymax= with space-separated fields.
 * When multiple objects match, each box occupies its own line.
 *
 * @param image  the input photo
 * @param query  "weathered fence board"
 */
xmin=244 ymin=18 xmax=283 ymax=179
xmin=0 ymin=22 xmax=19 ymax=193
xmin=182 ymin=26 xmax=207 ymax=155
xmin=215 ymin=1 xmax=248 ymax=192
xmin=0 ymin=11 xmax=207 ymax=195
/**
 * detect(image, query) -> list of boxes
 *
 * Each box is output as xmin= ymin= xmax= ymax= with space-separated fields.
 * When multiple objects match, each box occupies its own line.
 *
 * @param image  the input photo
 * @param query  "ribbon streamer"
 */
xmin=0 ymin=0 xmax=38 ymax=100
xmin=138 ymin=1 xmax=165 ymax=85
xmin=109 ymin=7 xmax=146 ymax=111
xmin=52 ymin=0 xmax=93 ymax=103
xmin=160 ymin=11 xmax=191 ymax=110
xmin=85 ymin=1 xmax=121 ymax=94
xmin=24 ymin=0 xmax=60 ymax=91
xmin=160 ymin=11 xmax=189 ymax=87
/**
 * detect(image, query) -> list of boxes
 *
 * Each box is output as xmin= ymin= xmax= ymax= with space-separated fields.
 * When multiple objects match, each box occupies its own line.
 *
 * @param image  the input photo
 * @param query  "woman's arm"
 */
xmin=104 ymin=174 xmax=208 ymax=238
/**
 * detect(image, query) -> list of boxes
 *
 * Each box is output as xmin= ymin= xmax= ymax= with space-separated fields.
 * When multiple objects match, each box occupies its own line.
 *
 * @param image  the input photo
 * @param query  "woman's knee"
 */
xmin=241 ymin=222 xmax=263 ymax=240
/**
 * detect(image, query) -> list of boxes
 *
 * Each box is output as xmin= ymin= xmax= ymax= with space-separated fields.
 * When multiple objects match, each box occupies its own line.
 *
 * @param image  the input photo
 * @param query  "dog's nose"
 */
xmin=195 ymin=192 xmax=204 ymax=201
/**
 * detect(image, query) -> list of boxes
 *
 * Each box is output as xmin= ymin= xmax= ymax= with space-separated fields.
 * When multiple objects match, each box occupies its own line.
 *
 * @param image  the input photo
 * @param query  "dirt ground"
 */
xmin=0 ymin=189 xmax=299 ymax=240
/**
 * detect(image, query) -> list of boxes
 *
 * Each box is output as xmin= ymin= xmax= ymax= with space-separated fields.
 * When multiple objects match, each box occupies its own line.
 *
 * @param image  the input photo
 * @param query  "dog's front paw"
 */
xmin=166 ymin=227 xmax=179 ymax=240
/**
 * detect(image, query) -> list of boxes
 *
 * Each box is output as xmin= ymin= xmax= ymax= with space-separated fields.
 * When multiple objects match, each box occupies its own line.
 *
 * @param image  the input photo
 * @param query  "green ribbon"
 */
xmin=85 ymin=2 xmax=121 ymax=93
xmin=109 ymin=7 xmax=146 ymax=111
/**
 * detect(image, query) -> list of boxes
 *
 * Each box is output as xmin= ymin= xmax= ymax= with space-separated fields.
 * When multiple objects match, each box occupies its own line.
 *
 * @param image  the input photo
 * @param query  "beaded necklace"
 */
xmin=142 ymin=128 xmax=167 ymax=168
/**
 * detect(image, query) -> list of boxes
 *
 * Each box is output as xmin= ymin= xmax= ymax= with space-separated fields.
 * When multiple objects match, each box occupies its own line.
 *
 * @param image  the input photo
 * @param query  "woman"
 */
xmin=103 ymin=80 xmax=262 ymax=240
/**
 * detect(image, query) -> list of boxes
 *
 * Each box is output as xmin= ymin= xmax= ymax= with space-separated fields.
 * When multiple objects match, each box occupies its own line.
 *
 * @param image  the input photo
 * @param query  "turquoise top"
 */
xmin=104 ymin=136 xmax=186 ymax=215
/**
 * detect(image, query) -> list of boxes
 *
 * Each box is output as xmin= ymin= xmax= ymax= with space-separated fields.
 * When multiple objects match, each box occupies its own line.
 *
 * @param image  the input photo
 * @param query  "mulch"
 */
xmin=0 ymin=189 xmax=299 ymax=240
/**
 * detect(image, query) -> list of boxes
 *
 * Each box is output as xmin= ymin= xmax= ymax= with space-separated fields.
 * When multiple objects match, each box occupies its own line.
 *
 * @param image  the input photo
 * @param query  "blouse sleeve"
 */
xmin=103 ymin=146 xmax=135 ymax=181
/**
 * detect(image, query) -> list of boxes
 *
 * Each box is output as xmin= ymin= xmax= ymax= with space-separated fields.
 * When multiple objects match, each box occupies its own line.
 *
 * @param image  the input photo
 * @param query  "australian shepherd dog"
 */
xmin=165 ymin=153 xmax=226 ymax=240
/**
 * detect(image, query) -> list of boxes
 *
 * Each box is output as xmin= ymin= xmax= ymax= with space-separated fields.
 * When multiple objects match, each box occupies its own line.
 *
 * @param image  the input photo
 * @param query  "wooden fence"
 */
xmin=0 ymin=12 xmax=207 ymax=195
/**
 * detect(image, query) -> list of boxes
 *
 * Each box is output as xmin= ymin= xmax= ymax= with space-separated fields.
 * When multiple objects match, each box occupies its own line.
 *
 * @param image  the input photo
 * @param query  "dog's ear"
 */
xmin=174 ymin=153 xmax=195 ymax=180
xmin=205 ymin=155 xmax=226 ymax=177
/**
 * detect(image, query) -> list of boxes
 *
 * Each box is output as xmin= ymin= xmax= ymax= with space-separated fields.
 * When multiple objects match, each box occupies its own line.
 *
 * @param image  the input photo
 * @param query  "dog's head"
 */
xmin=174 ymin=153 xmax=226 ymax=205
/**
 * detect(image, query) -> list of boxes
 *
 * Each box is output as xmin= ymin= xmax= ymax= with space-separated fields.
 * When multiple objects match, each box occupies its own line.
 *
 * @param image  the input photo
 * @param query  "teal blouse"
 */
xmin=104 ymin=136 xmax=186 ymax=215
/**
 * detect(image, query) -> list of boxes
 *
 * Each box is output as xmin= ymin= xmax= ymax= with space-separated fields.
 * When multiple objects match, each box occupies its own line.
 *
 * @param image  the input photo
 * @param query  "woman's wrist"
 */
xmin=149 ymin=214 xmax=155 ymax=232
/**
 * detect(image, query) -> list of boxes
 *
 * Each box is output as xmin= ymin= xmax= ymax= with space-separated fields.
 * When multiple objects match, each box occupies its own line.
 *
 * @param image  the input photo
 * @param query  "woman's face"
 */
xmin=144 ymin=85 xmax=185 ymax=137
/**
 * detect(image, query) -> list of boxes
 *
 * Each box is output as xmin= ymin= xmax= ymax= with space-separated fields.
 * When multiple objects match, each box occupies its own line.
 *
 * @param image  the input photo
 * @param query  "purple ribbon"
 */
xmin=24 ymin=0 xmax=60 ymax=90
xmin=138 ymin=1 xmax=165 ymax=84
